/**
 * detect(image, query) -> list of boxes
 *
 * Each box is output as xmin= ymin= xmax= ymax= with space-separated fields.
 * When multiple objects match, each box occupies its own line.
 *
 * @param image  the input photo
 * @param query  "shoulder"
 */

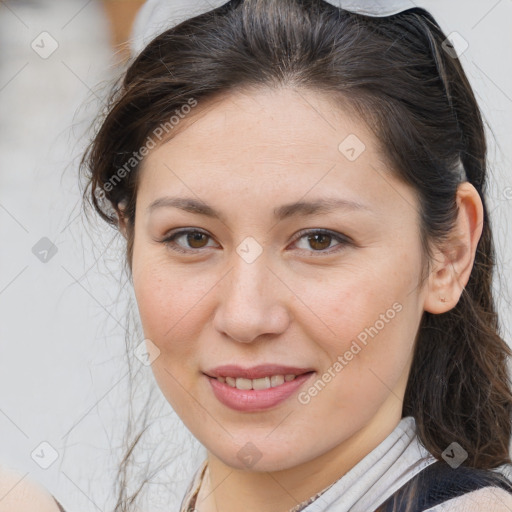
xmin=424 ymin=486 xmax=512 ymax=511
xmin=0 ymin=466 xmax=63 ymax=512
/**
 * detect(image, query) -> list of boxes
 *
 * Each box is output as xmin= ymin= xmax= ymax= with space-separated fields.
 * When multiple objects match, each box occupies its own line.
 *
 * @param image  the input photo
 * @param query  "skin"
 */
xmin=0 ymin=466 xmax=63 ymax=512
xmin=120 ymin=86 xmax=483 ymax=512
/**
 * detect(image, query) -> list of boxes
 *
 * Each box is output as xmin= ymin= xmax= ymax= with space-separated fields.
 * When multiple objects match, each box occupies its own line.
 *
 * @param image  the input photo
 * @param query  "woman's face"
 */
xmin=131 ymin=87 xmax=430 ymax=472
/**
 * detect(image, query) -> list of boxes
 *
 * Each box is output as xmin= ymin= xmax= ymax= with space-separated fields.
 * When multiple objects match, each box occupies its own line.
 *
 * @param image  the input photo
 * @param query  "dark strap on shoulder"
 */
xmin=53 ymin=495 xmax=66 ymax=512
xmin=381 ymin=460 xmax=512 ymax=512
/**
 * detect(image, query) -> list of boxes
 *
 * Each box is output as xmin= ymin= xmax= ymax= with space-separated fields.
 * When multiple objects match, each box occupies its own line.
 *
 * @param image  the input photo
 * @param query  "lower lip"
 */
xmin=206 ymin=372 xmax=314 ymax=412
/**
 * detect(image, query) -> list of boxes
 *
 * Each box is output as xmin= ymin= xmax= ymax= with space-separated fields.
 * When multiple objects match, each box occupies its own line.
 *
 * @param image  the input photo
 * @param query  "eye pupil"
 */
xmin=308 ymin=233 xmax=331 ymax=251
xmin=188 ymin=232 xmax=208 ymax=248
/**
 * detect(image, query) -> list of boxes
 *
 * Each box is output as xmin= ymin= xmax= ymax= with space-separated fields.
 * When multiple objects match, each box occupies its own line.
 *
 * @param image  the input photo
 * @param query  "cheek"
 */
xmin=131 ymin=259 xmax=212 ymax=416
xmin=292 ymin=253 xmax=414 ymax=343
xmin=134 ymin=269 xmax=192 ymax=345
xmin=294 ymin=257 xmax=419 ymax=406
xmin=131 ymin=252 xmax=220 ymax=363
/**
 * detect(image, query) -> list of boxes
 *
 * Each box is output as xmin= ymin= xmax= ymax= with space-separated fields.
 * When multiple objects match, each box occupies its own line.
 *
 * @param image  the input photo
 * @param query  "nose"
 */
xmin=213 ymin=249 xmax=290 ymax=344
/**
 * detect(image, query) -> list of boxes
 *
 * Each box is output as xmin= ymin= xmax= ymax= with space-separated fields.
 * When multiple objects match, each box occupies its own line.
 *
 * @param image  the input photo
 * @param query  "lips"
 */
xmin=204 ymin=364 xmax=315 ymax=411
xmin=205 ymin=365 xmax=315 ymax=413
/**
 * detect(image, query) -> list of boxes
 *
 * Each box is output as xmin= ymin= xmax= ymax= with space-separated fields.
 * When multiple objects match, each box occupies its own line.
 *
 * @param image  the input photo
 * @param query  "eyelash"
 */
xmin=159 ymin=228 xmax=352 ymax=256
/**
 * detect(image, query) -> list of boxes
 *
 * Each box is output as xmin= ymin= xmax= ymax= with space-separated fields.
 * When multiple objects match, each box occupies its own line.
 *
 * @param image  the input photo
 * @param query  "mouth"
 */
xmin=203 ymin=365 xmax=315 ymax=412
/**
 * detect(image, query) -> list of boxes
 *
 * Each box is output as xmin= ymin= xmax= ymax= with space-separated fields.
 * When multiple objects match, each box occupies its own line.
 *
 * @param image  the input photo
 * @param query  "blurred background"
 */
xmin=0 ymin=1 xmax=511 ymax=511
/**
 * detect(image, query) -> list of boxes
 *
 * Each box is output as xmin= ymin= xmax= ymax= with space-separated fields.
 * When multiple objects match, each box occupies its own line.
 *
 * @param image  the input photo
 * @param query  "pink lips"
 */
xmin=204 ymin=364 xmax=315 ymax=412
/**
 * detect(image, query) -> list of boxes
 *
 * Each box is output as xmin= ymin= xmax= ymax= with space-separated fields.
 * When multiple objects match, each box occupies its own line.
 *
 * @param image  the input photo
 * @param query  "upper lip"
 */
xmin=204 ymin=364 xmax=315 ymax=380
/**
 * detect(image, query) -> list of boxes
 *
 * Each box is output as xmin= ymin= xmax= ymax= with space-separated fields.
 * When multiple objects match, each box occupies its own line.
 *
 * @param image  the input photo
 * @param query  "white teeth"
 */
xmin=252 ymin=377 xmax=271 ymax=390
xmin=235 ymin=377 xmax=253 ymax=390
xmin=270 ymin=375 xmax=284 ymax=387
xmin=218 ymin=374 xmax=297 ymax=389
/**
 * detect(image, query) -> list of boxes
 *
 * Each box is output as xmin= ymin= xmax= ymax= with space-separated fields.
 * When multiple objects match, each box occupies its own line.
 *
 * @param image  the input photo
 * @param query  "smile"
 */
xmin=217 ymin=374 xmax=299 ymax=390
xmin=204 ymin=366 xmax=315 ymax=412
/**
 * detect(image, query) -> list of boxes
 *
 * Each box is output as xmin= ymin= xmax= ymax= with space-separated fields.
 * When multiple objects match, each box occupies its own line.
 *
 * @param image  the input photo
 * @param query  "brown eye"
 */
xmin=161 ymin=228 xmax=350 ymax=256
xmin=186 ymin=232 xmax=209 ymax=249
xmin=293 ymin=229 xmax=351 ymax=255
xmin=307 ymin=233 xmax=332 ymax=251
xmin=161 ymin=229 xmax=216 ymax=253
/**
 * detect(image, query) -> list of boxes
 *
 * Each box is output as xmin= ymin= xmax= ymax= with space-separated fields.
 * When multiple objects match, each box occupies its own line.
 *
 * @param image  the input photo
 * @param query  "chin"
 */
xmin=207 ymin=437 xmax=314 ymax=473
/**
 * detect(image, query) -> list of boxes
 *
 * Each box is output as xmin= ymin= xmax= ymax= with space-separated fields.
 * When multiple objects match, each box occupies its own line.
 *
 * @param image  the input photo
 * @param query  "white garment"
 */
xmin=299 ymin=416 xmax=512 ymax=511
xmin=300 ymin=416 xmax=435 ymax=511
xmin=179 ymin=416 xmax=512 ymax=511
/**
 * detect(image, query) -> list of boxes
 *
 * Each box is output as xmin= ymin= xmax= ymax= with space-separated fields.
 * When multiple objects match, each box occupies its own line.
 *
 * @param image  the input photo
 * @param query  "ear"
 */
xmin=423 ymin=182 xmax=484 ymax=314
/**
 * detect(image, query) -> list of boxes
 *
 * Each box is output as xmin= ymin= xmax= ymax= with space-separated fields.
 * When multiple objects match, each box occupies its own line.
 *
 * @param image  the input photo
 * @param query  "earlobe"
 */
xmin=423 ymin=182 xmax=484 ymax=314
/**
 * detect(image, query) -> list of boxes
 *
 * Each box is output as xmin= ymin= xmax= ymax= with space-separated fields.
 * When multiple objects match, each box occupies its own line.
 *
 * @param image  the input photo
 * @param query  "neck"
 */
xmin=195 ymin=404 xmax=403 ymax=512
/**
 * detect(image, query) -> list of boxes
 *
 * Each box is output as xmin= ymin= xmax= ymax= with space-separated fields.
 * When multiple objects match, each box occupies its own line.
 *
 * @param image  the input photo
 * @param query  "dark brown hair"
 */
xmin=79 ymin=0 xmax=512 ymax=509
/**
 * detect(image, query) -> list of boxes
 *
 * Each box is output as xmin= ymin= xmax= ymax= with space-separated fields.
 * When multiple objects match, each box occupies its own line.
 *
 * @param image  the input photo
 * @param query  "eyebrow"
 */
xmin=146 ymin=196 xmax=373 ymax=222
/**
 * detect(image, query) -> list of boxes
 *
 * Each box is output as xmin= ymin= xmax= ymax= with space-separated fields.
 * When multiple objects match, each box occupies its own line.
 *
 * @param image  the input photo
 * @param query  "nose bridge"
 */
xmin=213 ymin=236 xmax=289 ymax=343
xmin=230 ymin=239 xmax=268 ymax=300
xmin=227 ymin=237 xmax=273 ymax=312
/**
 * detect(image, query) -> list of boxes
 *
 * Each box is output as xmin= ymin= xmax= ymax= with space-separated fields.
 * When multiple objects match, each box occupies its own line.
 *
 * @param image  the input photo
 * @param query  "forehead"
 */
xmin=136 ymin=87 xmax=414 ymax=218
xmin=149 ymin=87 xmax=374 ymax=160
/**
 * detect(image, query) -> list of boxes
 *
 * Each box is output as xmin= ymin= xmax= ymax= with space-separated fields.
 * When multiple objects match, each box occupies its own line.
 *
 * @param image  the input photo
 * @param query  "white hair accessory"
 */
xmin=130 ymin=0 xmax=228 ymax=55
xmin=129 ymin=0 xmax=419 ymax=56
xmin=327 ymin=0 xmax=418 ymax=16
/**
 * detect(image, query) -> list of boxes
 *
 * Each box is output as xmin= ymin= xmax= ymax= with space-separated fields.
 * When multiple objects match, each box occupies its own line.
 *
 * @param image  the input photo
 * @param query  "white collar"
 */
xmin=301 ymin=416 xmax=436 ymax=511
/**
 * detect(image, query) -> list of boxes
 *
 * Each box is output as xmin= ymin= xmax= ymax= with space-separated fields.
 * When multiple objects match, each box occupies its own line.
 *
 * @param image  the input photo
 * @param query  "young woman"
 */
xmin=77 ymin=0 xmax=512 ymax=510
